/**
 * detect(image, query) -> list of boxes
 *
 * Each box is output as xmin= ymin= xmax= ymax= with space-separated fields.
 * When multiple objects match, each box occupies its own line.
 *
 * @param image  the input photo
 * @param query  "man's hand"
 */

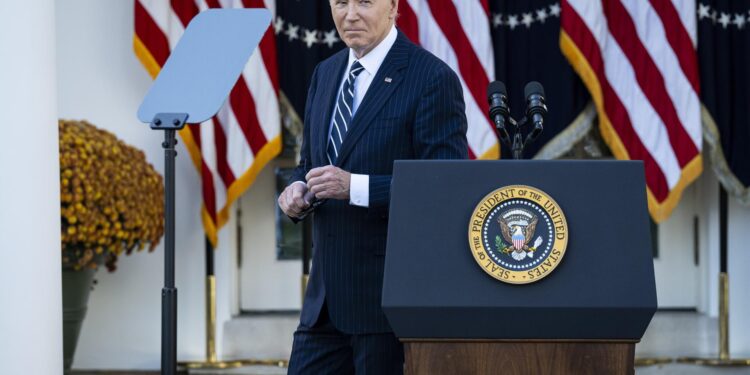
xmin=278 ymin=182 xmax=310 ymax=218
xmin=306 ymin=165 xmax=351 ymax=200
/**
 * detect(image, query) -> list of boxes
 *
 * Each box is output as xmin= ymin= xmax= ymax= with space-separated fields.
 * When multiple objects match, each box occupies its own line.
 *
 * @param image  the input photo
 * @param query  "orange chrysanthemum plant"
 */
xmin=59 ymin=120 xmax=164 ymax=272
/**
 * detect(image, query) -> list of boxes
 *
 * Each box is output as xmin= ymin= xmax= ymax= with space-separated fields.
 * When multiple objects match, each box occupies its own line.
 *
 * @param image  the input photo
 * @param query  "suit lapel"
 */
xmin=335 ymin=33 xmax=411 ymax=167
xmin=315 ymin=52 xmax=348 ymax=165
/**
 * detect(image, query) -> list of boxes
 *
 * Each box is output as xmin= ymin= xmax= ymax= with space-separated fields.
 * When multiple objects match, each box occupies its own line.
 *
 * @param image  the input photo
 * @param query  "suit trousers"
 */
xmin=287 ymin=303 xmax=404 ymax=374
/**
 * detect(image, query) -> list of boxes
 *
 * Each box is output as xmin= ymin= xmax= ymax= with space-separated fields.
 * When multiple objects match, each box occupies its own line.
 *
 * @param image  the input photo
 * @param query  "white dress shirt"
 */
xmin=332 ymin=25 xmax=398 ymax=207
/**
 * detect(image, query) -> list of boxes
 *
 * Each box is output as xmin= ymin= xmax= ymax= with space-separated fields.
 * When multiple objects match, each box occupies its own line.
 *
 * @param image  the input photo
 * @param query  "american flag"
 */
xmin=398 ymin=0 xmax=499 ymax=159
xmin=560 ymin=0 xmax=703 ymax=222
xmin=134 ymin=0 xmax=280 ymax=245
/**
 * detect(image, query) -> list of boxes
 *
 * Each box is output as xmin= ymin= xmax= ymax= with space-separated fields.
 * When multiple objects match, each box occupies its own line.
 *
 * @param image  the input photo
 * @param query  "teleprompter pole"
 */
xmin=160 ymin=122 xmax=181 ymax=375
xmin=151 ymin=113 xmax=188 ymax=375
xmin=136 ymin=10 xmax=275 ymax=374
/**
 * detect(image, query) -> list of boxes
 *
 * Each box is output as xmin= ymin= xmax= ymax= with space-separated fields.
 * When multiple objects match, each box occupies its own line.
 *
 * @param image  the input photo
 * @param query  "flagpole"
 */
xmin=301 ymin=216 xmax=312 ymax=300
xmin=677 ymin=186 xmax=750 ymax=366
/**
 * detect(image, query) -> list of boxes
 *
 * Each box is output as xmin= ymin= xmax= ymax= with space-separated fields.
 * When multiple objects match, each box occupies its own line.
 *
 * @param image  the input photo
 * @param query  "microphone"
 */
xmin=524 ymin=81 xmax=547 ymax=144
xmin=487 ymin=81 xmax=511 ymax=144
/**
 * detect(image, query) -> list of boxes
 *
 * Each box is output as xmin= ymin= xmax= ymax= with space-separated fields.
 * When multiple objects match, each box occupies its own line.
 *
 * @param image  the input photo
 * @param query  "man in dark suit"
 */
xmin=278 ymin=0 xmax=468 ymax=373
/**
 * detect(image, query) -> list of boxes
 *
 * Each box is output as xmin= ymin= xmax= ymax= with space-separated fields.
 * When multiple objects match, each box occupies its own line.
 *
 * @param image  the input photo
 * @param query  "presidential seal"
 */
xmin=468 ymin=185 xmax=568 ymax=284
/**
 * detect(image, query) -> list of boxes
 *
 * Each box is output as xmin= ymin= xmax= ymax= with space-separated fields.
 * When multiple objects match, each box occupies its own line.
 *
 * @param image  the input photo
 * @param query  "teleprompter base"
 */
xmin=634 ymin=357 xmax=673 ymax=366
xmin=676 ymin=356 xmax=750 ymax=367
xmin=179 ymin=359 xmax=288 ymax=370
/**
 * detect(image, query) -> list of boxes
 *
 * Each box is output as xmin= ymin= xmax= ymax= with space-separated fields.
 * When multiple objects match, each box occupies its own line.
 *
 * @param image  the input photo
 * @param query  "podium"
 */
xmin=382 ymin=160 xmax=657 ymax=375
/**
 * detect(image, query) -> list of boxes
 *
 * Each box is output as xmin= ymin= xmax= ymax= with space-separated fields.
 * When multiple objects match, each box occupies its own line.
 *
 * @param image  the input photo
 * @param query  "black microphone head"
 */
xmin=524 ymin=81 xmax=545 ymax=99
xmin=487 ymin=81 xmax=507 ymax=100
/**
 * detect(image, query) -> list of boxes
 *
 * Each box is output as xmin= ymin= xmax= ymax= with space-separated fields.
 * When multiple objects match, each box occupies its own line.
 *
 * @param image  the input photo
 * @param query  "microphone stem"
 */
xmin=512 ymin=132 xmax=524 ymax=160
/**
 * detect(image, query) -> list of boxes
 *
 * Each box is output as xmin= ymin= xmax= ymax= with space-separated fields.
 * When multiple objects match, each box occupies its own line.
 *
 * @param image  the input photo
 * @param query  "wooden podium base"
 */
xmin=403 ymin=340 xmax=637 ymax=375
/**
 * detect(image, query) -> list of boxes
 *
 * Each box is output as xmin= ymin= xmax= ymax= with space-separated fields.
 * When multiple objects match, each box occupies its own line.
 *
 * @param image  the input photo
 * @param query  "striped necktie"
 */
xmin=327 ymin=60 xmax=364 ymax=165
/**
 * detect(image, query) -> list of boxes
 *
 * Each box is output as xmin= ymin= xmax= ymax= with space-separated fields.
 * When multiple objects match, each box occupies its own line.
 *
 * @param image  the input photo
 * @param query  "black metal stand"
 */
xmin=152 ymin=113 xmax=189 ymax=375
xmin=498 ymin=116 xmax=543 ymax=160
xmin=301 ymin=216 xmax=312 ymax=298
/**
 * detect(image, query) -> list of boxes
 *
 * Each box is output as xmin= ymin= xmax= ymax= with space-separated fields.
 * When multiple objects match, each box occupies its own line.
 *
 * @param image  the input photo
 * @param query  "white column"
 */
xmin=729 ymin=198 xmax=750 ymax=356
xmin=697 ymin=170 xmax=720 ymax=317
xmin=0 ymin=0 xmax=62 ymax=373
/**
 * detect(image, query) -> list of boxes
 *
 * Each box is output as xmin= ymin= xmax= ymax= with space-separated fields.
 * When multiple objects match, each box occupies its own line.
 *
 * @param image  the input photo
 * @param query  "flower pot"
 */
xmin=62 ymin=266 xmax=96 ymax=374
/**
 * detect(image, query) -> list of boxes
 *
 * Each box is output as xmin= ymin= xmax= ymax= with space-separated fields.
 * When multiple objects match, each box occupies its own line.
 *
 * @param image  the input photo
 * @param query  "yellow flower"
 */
xmin=59 ymin=120 xmax=164 ymax=271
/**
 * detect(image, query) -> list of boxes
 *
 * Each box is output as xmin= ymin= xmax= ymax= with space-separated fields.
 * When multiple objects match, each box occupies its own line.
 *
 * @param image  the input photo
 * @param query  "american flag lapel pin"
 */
xmin=385 ymin=77 xmax=392 ymax=83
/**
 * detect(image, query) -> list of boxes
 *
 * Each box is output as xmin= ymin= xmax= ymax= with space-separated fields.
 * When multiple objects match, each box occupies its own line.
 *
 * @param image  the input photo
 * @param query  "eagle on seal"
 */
xmin=499 ymin=215 xmax=541 ymax=261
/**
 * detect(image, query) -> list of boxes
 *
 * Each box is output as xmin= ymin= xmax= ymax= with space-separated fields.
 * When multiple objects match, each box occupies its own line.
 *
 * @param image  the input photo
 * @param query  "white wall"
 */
xmin=729 ymin=192 xmax=750 ymax=355
xmin=0 ymin=1 xmax=63 ymax=373
xmin=653 ymin=183 xmax=699 ymax=308
xmin=55 ymin=0 xmax=239 ymax=369
xmin=239 ymin=161 xmax=302 ymax=311
xmin=690 ymin=166 xmax=750 ymax=355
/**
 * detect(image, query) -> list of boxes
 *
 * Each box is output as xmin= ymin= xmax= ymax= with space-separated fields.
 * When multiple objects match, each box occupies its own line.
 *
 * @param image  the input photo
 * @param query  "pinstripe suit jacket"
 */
xmin=290 ymin=31 xmax=468 ymax=334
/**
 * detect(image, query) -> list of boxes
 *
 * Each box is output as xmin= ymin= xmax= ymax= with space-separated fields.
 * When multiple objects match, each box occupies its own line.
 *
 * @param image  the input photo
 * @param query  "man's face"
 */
xmin=330 ymin=0 xmax=397 ymax=58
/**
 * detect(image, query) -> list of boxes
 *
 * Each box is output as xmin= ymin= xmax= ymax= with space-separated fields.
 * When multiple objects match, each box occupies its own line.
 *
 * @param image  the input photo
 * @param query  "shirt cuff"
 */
xmin=349 ymin=174 xmax=369 ymax=207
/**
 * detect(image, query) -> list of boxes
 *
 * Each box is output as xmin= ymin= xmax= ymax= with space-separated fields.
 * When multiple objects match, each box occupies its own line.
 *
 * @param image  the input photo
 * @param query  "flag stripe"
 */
xmin=648 ymin=0 xmax=700 ymax=93
xmin=219 ymin=105 xmax=256 ymax=179
xmin=200 ymin=120 xmax=228 ymax=220
xmin=450 ymin=0 xmax=494 ymax=80
xmin=170 ymin=0 xmax=199 ymax=26
xmin=190 ymin=123 xmax=223 ymax=218
xmin=453 ymin=0 xmax=494 ymax=78
xmin=621 ymin=0 xmax=702 ymax=149
xmin=169 ymin=0 xmax=227 ymax=224
xmin=242 ymin=52 xmax=280 ymax=141
xmin=602 ymin=0 xmax=698 ymax=168
xmin=426 ymin=0 xmax=490 ymax=126
xmin=478 ymin=0 xmax=489 ymax=16
xmin=416 ymin=4 xmax=484 ymax=158
xmin=243 ymin=0 xmax=280 ymax=92
xmin=561 ymin=0 xmax=702 ymax=220
xmin=669 ymin=0 xmax=697 ymax=46
xmin=194 ymin=0 xmax=209 ymax=12
xmin=139 ymin=0 xmax=172 ymax=38
xmin=178 ymin=127 xmax=204 ymax=181
xmin=400 ymin=0 xmax=498 ymax=159
xmin=229 ymin=79 xmax=269 ymax=155
xmin=257 ymin=27 xmax=280 ymax=92
xmin=570 ymin=0 xmax=681 ymax=188
xmin=201 ymin=162 xmax=218 ymax=223
xmin=399 ymin=0 xmax=419 ymax=43
xmin=561 ymin=0 xmax=670 ymax=201
xmin=134 ymin=1 xmax=169 ymax=66
xmin=604 ymin=34 xmax=681 ymax=189
xmin=212 ymin=117 xmax=237 ymax=187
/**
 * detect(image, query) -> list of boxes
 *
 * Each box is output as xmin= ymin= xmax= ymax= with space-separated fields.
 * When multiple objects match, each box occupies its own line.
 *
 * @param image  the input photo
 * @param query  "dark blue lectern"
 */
xmin=382 ymin=160 xmax=657 ymax=374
